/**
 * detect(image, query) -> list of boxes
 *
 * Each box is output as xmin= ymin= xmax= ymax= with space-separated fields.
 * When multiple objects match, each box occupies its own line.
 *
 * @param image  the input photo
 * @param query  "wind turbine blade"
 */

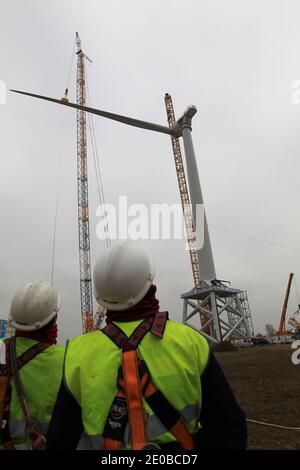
xmin=10 ymin=89 xmax=173 ymax=136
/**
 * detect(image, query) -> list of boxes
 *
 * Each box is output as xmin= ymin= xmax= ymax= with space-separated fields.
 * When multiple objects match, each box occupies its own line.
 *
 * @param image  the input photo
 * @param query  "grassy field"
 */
xmin=215 ymin=344 xmax=300 ymax=450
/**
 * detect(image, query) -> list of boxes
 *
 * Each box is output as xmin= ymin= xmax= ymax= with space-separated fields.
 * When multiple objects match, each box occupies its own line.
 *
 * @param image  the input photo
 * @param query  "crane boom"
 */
xmin=76 ymin=33 xmax=94 ymax=333
xmin=164 ymin=93 xmax=213 ymax=331
xmin=277 ymin=272 xmax=294 ymax=335
xmin=164 ymin=94 xmax=201 ymax=288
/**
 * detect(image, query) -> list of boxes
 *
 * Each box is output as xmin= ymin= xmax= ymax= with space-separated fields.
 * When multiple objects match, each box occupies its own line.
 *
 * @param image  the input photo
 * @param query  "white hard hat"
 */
xmin=93 ymin=241 xmax=155 ymax=311
xmin=9 ymin=280 xmax=60 ymax=331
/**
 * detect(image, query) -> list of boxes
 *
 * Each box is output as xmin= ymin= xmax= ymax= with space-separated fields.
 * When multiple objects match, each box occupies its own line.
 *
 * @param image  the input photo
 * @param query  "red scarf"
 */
xmin=15 ymin=319 xmax=58 ymax=345
xmin=106 ymin=284 xmax=160 ymax=323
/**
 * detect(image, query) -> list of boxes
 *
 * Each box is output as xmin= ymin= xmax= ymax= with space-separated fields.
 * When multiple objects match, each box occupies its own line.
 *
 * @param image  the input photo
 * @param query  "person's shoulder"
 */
xmin=66 ymin=329 xmax=103 ymax=348
xmin=44 ymin=343 xmax=65 ymax=363
xmin=166 ymin=320 xmax=210 ymax=373
xmin=49 ymin=343 xmax=65 ymax=353
xmin=167 ymin=319 xmax=209 ymax=346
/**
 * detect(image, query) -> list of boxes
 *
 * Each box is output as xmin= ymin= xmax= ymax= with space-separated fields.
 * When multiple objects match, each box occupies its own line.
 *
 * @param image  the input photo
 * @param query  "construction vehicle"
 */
xmin=276 ymin=272 xmax=294 ymax=336
xmin=0 ymin=319 xmax=14 ymax=339
xmin=288 ymin=305 xmax=300 ymax=333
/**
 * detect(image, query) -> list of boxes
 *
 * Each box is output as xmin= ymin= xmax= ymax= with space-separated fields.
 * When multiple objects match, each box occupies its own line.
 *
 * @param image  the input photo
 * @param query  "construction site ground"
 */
xmin=216 ymin=344 xmax=300 ymax=450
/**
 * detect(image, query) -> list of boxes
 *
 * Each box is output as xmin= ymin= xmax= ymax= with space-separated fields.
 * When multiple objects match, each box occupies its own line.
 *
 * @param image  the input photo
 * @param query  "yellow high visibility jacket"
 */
xmin=0 ymin=337 xmax=64 ymax=449
xmin=64 ymin=319 xmax=210 ymax=449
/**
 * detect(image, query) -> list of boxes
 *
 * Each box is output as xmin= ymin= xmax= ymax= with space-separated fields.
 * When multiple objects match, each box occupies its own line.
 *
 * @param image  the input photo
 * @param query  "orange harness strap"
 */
xmin=103 ymin=361 xmax=150 ymax=451
xmin=169 ymin=421 xmax=194 ymax=451
xmin=102 ymin=313 xmax=195 ymax=451
xmin=142 ymin=374 xmax=194 ymax=451
xmin=122 ymin=350 xmax=147 ymax=450
xmin=103 ymin=438 xmax=122 ymax=451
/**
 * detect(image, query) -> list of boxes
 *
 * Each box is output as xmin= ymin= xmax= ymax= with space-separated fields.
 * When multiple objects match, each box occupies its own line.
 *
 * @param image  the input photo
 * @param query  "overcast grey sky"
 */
xmin=1 ymin=0 xmax=300 ymax=342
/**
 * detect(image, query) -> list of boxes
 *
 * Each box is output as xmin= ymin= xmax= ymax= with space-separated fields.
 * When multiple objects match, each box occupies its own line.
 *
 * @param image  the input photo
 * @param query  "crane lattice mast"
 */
xmin=164 ymin=93 xmax=212 ymax=330
xmin=76 ymin=32 xmax=94 ymax=333
xmin=164 ymin=94 xmax=201 ymax=288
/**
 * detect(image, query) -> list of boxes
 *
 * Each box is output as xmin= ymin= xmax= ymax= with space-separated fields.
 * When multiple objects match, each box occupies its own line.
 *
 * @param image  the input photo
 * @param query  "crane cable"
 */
xmin=292 ymin=276 xmax=300 ymax=305
xmin=66 ymin=39 xmax=76 ymax=92
xmin=85 ymin=67 xmax=111 ymax=248
xmin=210 ymin=225 xmax=300 ymax=252
xmin=50 ymin=123 xmax=62 ymax=285
xmin=50 ymin=41 xmax=76 ymax=285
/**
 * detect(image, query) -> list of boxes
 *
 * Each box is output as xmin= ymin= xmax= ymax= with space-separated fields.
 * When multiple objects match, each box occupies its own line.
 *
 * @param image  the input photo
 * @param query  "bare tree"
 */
xmin=265 ymin=324 xmax=276 ymax=337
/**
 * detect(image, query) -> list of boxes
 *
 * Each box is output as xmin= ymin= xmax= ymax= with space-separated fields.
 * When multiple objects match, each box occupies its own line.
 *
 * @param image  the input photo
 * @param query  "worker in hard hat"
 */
xmin=0 ymin=280 xmax=64 ymax=450
xmin=46 ymin=241 xmax=247 ymax=450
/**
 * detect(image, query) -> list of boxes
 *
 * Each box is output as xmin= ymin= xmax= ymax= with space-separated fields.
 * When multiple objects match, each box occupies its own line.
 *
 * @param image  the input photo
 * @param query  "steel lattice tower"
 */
xmin=76 ymin=33 xmax=94 ymax=333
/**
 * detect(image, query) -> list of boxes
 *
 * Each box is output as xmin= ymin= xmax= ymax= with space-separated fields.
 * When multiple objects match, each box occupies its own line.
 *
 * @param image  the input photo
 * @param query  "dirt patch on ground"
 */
xmin=215 ymin=344 xmax=300 ymax=449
